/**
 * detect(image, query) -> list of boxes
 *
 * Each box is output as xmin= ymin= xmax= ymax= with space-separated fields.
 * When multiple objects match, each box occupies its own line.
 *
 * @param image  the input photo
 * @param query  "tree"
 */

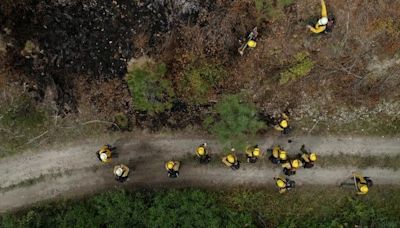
xmin=205 ymin=94 xmax=265 ymax=148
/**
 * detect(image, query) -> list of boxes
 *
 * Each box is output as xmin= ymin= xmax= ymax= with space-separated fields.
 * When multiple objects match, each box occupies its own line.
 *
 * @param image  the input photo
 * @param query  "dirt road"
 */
xmin=1 ymin=133 xmax=400 ymax=213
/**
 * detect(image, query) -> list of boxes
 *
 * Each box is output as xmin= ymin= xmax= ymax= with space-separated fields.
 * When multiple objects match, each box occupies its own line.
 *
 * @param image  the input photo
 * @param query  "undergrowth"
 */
xmin=279 ymin=51 xmax=314 ymax=85
xmin=126 ymin=62 xmax=175 ymax=114
xmin=2 ymin=187 xmax=400 ymax=227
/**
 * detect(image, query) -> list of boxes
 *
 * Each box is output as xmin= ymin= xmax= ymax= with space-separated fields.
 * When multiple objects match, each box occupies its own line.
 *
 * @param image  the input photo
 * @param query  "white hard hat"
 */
xmin=115 ymin=167 xmax=123 ymax=176
xmin=318 ymin=17 xmax=328 ymax=25
xmin=100 ymin=153 xmax=108 ymax=161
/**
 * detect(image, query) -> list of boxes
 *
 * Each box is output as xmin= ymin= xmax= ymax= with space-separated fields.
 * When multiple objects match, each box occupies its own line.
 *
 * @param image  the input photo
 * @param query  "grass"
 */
xmin=0 ymin=95 xmax=49 ymax=156
xmin=180 ymin=63 xmax=226 ymax=105
xmin=295 ymin=115 xmax=400 ymax=136
xmin=125 ymin=61 xmax=175 ymax=114
xmin=279 ymin=51 xmax=314 ymax=85
xmin=2 ymin=187 xmax=400 ymax=227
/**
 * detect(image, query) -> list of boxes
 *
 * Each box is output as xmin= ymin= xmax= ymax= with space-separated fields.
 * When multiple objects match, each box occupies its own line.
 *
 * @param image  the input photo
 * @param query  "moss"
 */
xmin=114 ymin=113 xmax=129 ymax=130
xmin=279 ymin=51 xmax=314 ymax=85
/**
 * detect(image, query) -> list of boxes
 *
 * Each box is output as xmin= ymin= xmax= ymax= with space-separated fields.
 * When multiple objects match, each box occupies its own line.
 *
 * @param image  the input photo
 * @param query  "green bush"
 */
xmin=0 ymin=189 xmax=253 ymax=228
xmin=126 ymin=62 xmax=174 ymax=113
xmin=279 ymin=51 xmax=314 ymax=85
xmin=114 ymin=113 xmax=129 ymax=130
xmin=204 ymin=94 xmax=265 ymax=148
xmin=181 ymin=63 xmax=226 ymax=105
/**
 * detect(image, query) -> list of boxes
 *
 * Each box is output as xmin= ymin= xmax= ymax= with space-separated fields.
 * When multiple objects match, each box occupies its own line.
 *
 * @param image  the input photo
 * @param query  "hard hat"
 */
xmin=276 ymin=179 xmax=286 ymax=188
xmin=227 ymin=154 xmax=235 ymax=164
xmin=291 ymin=159 xmax=300 ymax=168
xmin=100 ymin=152 xmax=108 ymax=161
xmin=279 ymin=151 xmax=287 ymax=160
xmin=360 ymin=185 xmax=369 ymax=193
xmin=115 ymin=167 xmax=123 ymax=176
xmin=310 ymin=153 xmax=317 ymax=161
xmin=197 ymin=147 xmax=205 ymax=156
xmin=247 ymin=40 xmax=257 ymax=48
xmin=318 ymin=17 xmax=328 ymax=25
xmin=253 ymin=148 xmax=260 ymax=156
xmin=167 ymin=161 xmax=174 ymax=170
xmin=280 ymin=120 xmax=288 ymax=128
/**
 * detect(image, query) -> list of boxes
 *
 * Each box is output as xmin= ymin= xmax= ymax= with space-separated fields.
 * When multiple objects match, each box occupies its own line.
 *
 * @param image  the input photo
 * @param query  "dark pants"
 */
xmin=269 ymin=156 xmax=280 ymax=164
xmin=247 ymin=156 xmax=258 ymax=163
xmin=231 ymin=162 xmax=240 ymax=170
xmin=168 ymin=170 xmax=179 ymax=178
xmin=199 ymin=155 xmax=211 ymax=164
xmin=116 ymin=176 xmax=128 ymax=183
xmin=283 ymin=168 xmax=296 ymax=176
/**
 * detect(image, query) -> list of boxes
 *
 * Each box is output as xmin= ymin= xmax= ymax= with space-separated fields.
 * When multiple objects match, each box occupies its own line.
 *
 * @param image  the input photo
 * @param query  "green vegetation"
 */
xmin=113 ymin=113 xmax=129 ymax=130
xmin=0 ymin=95 xmax=48 ymax=156
xmin=279 ymin=51 xmax=314 ymax=85
xmin=204 ymin=95 xmax=265 ymax=148
xmin=2 ymin=187 xmax=400 ymax=227
xmin=0 ymin=189 xmax=253 ymax=227
xmin=126 ymin=62 xmax=175 ymax=113
xmin=255 ymin=0 xmax=294 ymax=21
xmin=181 ymin=63 xmax=226 ymax=104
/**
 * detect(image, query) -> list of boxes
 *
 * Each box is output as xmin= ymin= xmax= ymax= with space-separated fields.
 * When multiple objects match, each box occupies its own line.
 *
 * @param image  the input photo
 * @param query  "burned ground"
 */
xmin=0 ymin=0 xmax=399 ymax=130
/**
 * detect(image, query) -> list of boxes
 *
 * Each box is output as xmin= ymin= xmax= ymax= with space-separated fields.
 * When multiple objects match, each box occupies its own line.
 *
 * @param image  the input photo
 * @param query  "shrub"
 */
xmin=126 ymin=62 xmax=174 ymax=114
xmin=181 ymin=63 xmax=226 ymax=105
xmin=279 ymin=51 xmax=314 ymax=85
xmin=114 ymin=113 xmax=129 ymax=130
xmin=204 ymin=94 xmax=265 ymax=148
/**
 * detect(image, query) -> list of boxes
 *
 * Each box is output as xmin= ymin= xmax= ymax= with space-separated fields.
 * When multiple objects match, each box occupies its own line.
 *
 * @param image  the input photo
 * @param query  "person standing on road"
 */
xmin=222 ymin=149 xmax=241 ymax=170
xmin=196 ymin=143 xmax=211 ymax=164
xmin=268 ymin=145 xmax=288 ymax=164
xmin=274 ymin=176 xmax=295 ymax=194
xmin=281 ymin=159 xmax=302 ymax=176
xmin=245 ymin=144 xmax=262 ymax=163
xmin=113 ymin=164 xmax=129 ymax=182
xmin=96 ymin=144 xmax=115 ymax=163
xmin=166 ymin=160 xmax=181 ymax=178
xmin=298 ymin=144 xmax=317 ymax=168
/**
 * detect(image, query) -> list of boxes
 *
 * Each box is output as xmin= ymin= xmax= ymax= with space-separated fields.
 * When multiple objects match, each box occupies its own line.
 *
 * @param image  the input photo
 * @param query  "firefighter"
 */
xmin=165 ymin=160 xmax=181 ymax=178
xmin=196 ymin=143 xmax=211 ymax=164
xmin=246 ymin=145 xmax=262 ymax=163
xmin=274 ymin=113 xmax=291 ymax=134
xmin=282 ymin=159 xmax=302 ymax=176
xmin=222 ymin=149 xmax=240 ymax=170
xmin=274 ymin=176 xmax=295 ymax=194
xmin=307 ymin=0 xmax=329 ymax=34
xmin=96 ymin=144 xmax=116 ymax=163
xmin=353 ymin=172 xmax=373 ymax=195
xmin=113 ymin=164 xmax=129 ymax=182
xmin=299 ymin=144 xmax=317 ymax=168
xmin=268 ymin=145 xmax=288 ymax=164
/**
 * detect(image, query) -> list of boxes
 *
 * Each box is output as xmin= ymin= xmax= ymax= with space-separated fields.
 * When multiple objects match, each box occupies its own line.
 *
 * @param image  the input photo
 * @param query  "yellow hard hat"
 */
xmin=227 ymin=154 xmax=235 ymax=164
xmin=360 ymin=185 xmax=369 ymax=193
xmin=310 ymin=153 xmax=317 ymax=161
xmin=280 ymin=120 xmax=288 ymax=128
xmin=279 ymin=151 xmax=287 ymax=160
xmin=276 ymin=179 xmax=285 ymax=188
xmin=197 ymin=147 xmax=205 ymax=156
xmin=247 ymin=40 xmax=256 ymax=48
xmin=167 ymin=161 xmax=174 ymax=170
xmin=291 ymin=159 xmax=300 ymax=168
xmin=253 ymin=148 xmax=260 ymax=156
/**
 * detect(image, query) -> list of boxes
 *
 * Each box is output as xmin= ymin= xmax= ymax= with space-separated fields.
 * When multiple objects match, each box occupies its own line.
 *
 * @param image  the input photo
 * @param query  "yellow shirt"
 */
xmin=309 ymin=0 xmax=328 ymax=34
